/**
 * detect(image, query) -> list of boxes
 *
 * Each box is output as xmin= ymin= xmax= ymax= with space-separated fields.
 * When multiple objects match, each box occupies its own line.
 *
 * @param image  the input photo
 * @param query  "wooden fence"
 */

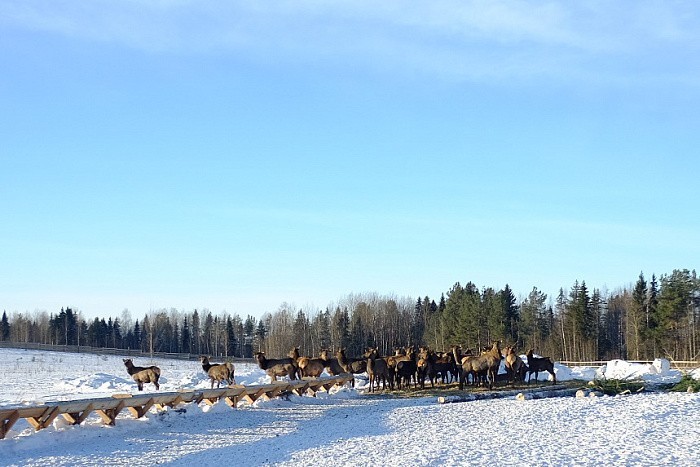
xmin=559 ymin=360 xmax=699 ymax=370
xmin=0 ymin=342 xmax=252 ymax=363
xmin=0 ymin=374 xmax=353 ymax=440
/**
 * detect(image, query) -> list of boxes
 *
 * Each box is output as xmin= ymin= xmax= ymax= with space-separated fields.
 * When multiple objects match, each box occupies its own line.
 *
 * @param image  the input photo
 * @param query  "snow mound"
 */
xmin=595 ymin=358 xmax=682 ymax=384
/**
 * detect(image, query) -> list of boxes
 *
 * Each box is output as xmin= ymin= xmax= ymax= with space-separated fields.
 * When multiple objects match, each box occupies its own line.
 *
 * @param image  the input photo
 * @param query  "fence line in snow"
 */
xmin=0 ymin=374 xmax=353 ymax=440
xmin=558 ymin=360 xmax=699 ymax=369
xmin=0 ymin=342 xmax=253 ymax=363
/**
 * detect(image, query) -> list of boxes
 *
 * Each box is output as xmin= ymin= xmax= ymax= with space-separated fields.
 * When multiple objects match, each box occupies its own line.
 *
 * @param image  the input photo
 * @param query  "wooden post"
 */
xmin=26 ymin=406 xmax=60 ymax=432
xmin=61 ymin=402 xmax=94 ymax=425
xmin=0 ymin=410 xmax=20 ymax=439
xmin=96 ymin=400 xmax=125 ymax=426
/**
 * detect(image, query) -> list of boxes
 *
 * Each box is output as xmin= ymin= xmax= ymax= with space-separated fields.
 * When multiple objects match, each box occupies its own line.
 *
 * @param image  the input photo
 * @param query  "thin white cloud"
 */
xmin=2 ymin=1 xmax=698 ymax=83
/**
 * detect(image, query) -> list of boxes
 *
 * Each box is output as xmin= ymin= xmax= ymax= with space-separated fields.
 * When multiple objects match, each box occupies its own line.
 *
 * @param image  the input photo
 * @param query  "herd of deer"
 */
xmin=254 ymin=343 xmax=557 ymax=393
xmin=122 ymin=344 xmax=556 ymax=393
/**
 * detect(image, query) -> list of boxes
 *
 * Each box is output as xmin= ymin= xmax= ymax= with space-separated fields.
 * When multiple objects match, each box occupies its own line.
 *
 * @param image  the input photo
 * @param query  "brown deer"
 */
xmin=395 ymin=346 xmax=418 ymax=390
xmin=319 ymin=349 xmax=345 ymax=376
xmin=200 ymin=356 xmax=235 ymax=388
xmin=503 ymin=346 xmax=527 ymax=385
xmin=417 ymin=347 xmax=434 ymax=389
xmin=365 ymin=348 xmax=391 ymax=392
xmin=454 ymin=342 xmax=502 ymax=390
xmin=255 ymin=352 xmax=298 ymax=382
xmin=123 ymin=358 xmax=160 ymax=391
xmin=336 ymin=348 xmax=367 ymax=387
xmin=288 ymin=347 xmax=325 ymax=378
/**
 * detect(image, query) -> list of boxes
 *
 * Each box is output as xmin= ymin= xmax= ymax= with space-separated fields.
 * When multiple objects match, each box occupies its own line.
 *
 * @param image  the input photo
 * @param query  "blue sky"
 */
xmin=1 ymin=1 xmax=699 ymax=320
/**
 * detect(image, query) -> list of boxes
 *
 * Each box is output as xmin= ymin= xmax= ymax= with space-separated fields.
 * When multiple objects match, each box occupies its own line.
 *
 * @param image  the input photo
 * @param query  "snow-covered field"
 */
xmin=0 ymin=348 xmax=698 ymax=466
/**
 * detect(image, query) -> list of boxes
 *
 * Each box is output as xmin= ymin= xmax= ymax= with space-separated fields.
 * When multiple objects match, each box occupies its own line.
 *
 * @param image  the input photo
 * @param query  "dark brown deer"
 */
xmin=123 ymin=358 xmax=160 ymax=391
xmin=365 ymin=348 xmax=391 ymax=392
xmin=526 ymin=349 xmax=556 ymax=385
xmin=200 ymin=355 xmax=235 ymax=388
xmin=395 ymin=346 xmax=418 ymax=390
xmin=417 ymin=347 xmax=434 ymax=389
xmin=255 ymin=352 xmax=298 ymax=382
xmin=454 ymin=342 xmax=501 ymax=390
xmin=504 ymin=346 xmax=527 ymax=385
xmin=288 ymin=347 xmax=326 ymax=378
xmin=319 ymin=349 xmax=344 ymax=376
xmin=336 ymin=348 xmax=367 ymax=387
xmin=430 ymin=350 xmax=456 ymax=385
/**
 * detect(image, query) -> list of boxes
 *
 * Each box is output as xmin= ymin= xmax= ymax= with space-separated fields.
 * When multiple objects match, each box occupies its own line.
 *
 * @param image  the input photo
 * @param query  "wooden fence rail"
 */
xmin=0 ymin=342 xmax=253 ymax=363
xmin=0 ymin=374 xmax=354 ymax=440
xmin=558 ymin=360 xmax=699 ymax=370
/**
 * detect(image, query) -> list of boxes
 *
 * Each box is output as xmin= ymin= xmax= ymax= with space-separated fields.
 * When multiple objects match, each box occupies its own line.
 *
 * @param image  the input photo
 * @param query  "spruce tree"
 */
xmin=501 ymin=284 xmax=519 ymax=343
xmin=1 ymin=311 xmax=10 ymax=341
xmin=181 ymin=317 xmax=191 ymax=353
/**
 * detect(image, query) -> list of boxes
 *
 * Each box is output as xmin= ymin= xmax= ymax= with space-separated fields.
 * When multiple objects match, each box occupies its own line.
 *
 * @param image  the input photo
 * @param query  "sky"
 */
xmin=1 ymin=1 xmax=699 ymax=321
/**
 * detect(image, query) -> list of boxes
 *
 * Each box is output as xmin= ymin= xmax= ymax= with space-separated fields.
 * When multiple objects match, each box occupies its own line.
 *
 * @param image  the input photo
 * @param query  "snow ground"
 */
xmin=0 ymin=348 xmax=698 ymax=466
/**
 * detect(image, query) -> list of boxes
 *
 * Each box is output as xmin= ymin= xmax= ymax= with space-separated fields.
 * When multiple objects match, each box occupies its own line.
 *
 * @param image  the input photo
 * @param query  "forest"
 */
xmin=1 ymin=268 xmax=698 ymax=362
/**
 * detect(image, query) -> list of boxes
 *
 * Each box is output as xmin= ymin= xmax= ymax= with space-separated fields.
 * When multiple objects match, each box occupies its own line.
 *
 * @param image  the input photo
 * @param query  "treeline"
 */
xmin=1 ymin=269 xmax=698 ymax=362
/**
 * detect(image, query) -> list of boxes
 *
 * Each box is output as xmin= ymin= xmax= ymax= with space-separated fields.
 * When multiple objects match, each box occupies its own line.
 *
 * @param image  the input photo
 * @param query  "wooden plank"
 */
xmin=0 ymin=410 xmax=20 ymax=439
xmin=241 ymin=387 xmax=268 ymax=404
xmin=26 ymin=406 xmax=60 ymax=431
xmin=127 ymin=398 xmax=154 ymax=419
xmin=95 ymin=400 xmax=125 ymax=426
xmin=291 ymin=382 xmax=311 ymax=397
xmin=61 ymin=402 xmax=94 ymax=425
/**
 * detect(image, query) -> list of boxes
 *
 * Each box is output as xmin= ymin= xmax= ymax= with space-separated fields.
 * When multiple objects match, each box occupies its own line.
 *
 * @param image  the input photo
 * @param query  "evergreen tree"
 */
xmin=316 ymin=308 xmax=331 ymax=350
xmin=226 ymin=316 xmax=237 ymax=357
xmin=133 ymin=319 xmax=141 ymax=350
xmin=1 ymin=311 xmax=10 ymax=341
xmin=657 ymin=269 xmax=695 ymax=359
xmin=202 ymin=312 xmax=214 ymax=355
xmin=181 ymin=316 xmax=191 ymax=353
xmin=293 ymin=310 xmax=310 ymax=355
xmin=483 ymin=287 xmax=505 ymax=344
xmin=412 ymin=297 xmax=426 ymax=347
xmin=243 ymin=315 xmax=256 ymax=357
xmin=630 ymin=272 xmax=648 ymax=359
xmin=255 ymin=319 xmax=267 ymax=351
xmin=111 ymin=317 xmax=122 ymax=348
xmin=646 ymin=274 xmax=660 ymax=356
xmin=501 ymin=284 xmax=519 ymax=343
xmin=520 ymin=287 xmax=547 ymax=351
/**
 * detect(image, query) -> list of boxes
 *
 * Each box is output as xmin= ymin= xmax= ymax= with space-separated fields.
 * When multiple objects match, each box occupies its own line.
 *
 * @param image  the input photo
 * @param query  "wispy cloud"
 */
xmin=2 ymin=1 xmax=698 ymax=83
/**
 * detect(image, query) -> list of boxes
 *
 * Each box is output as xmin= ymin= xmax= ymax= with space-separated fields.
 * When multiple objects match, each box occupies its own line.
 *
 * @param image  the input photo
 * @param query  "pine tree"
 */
xmin=316 ymin=308 xmax=331 ymax=351
xmin=630 ymin=272 xmax=647 ymax=359
xmin=1 ymin=311 xmax=10 ymax=341
xmin=255 ymin=319 xmax=267 ymax=351
xmin=181 ymin=317 xmax=191 ymax=353
xmin=133 ymin=319 xmax=141 ymax=350
xmin=293 ymin=310 xmax=310 ymax=355
xmin=646 ymin=274 xmax=660 ymax=356
xmin=332 ymin=306 xmax=350 ymax=350
xmin=226 ymin=316 xmax=237 ymax=357
xmin=483 ymin=287 xmax=505 ymax=344
xmin=657 ymin=269 xmax=694 ymax=359
xmin=243 ymin=315 xmax=256 ymax=357
xmin=501 ymin=284 xmax=519 ymax=343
